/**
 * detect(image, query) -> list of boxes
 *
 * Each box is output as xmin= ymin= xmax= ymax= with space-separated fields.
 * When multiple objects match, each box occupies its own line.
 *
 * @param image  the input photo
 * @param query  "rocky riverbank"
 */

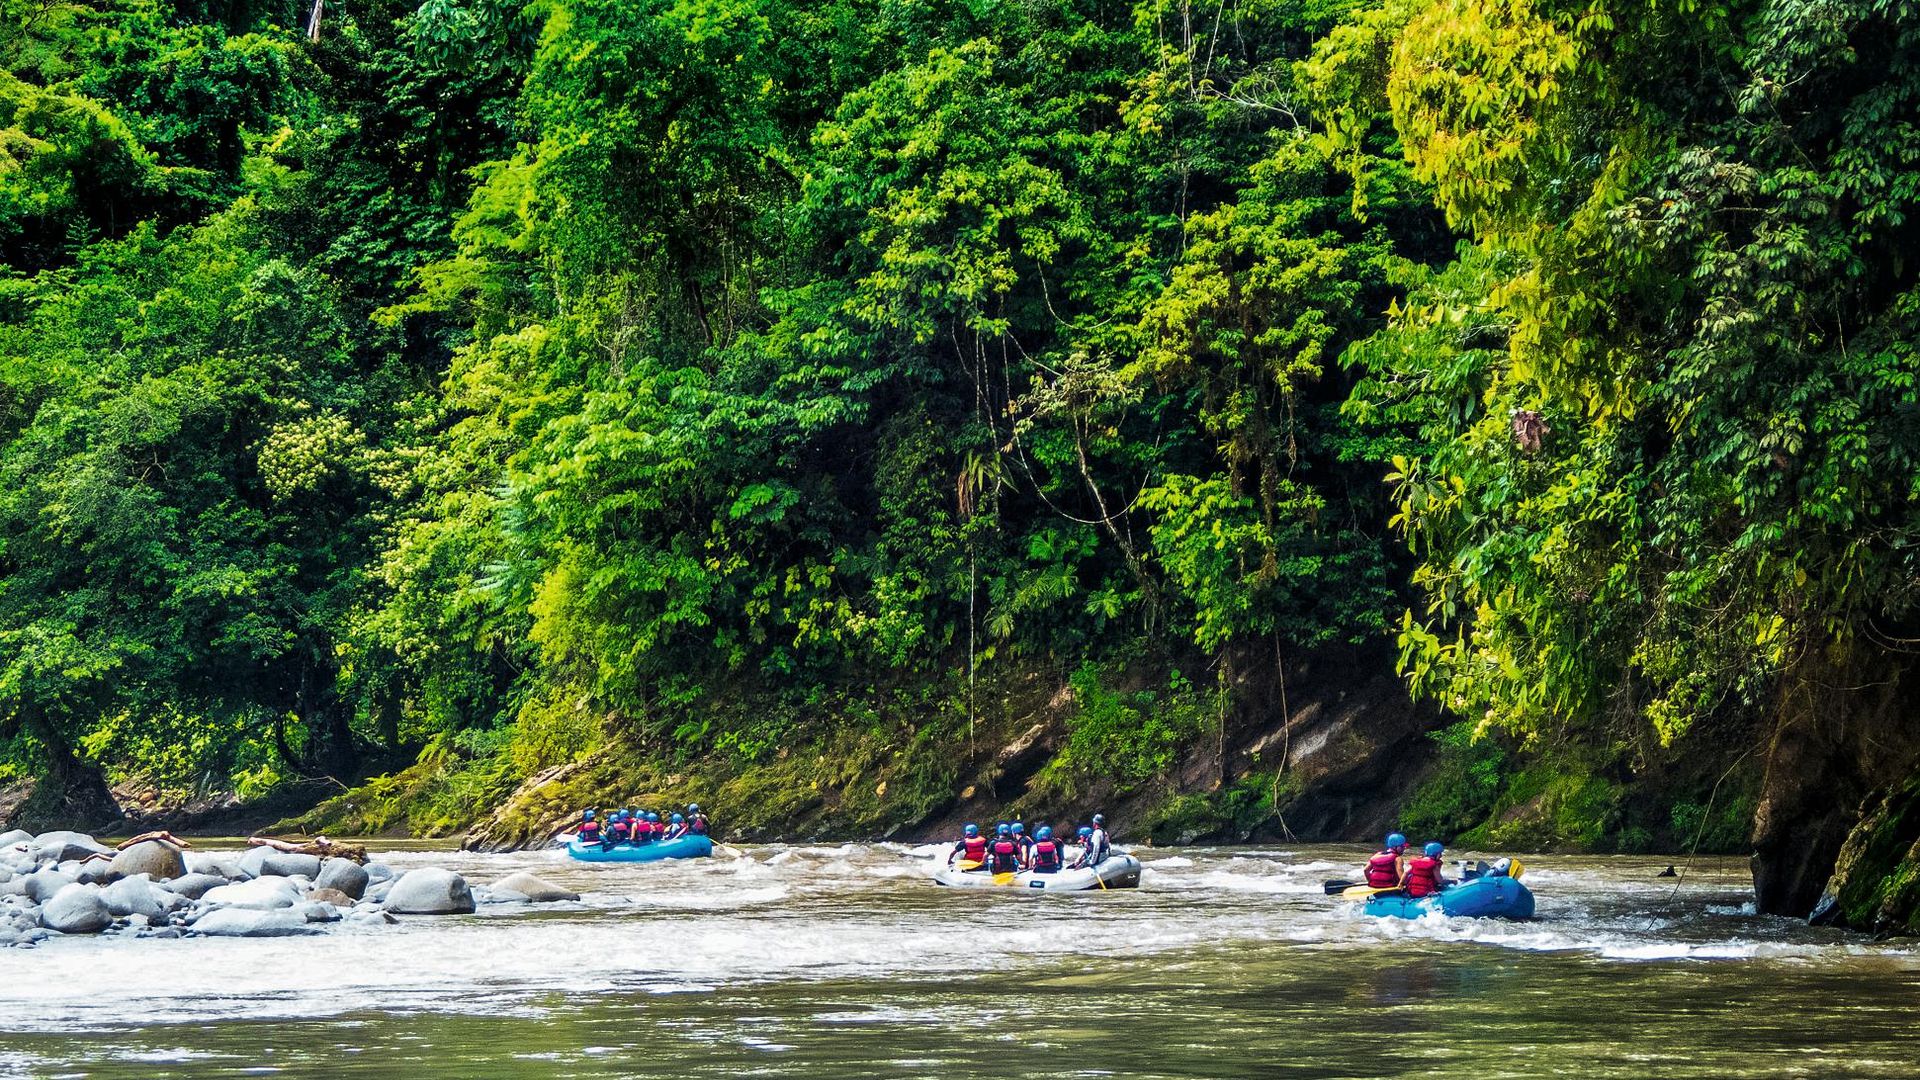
xmin=0 ymin=831 xmax=580 ymax=947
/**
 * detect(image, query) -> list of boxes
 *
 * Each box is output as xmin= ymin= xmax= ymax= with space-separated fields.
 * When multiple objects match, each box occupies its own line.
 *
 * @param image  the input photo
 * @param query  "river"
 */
xmin=1 ymin=843 xmax=1915 ymax=1078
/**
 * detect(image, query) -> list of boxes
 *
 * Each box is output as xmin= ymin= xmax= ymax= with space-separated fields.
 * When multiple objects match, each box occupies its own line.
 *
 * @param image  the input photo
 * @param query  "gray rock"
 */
xmin=383 ymin=868 xmax=475 ymax=915
xmin=107 ymin=841 xmax=188 ymax=882
xmin=188 ymin=908 xmax=324 ymax=938
xmin=145 ymin=926 xmax=182 ymax=940
xmin=100 ymin=877 xmax=169 ymax=921
xmin=306 ymin=887 xmax=355 ymax=907
xmin=490 ymin=872 xmax=579 ymax=902
xmin=364 ymin=881 xmax=393 ymax=905
xmin=294 ymin=901 xmax=343 ymax=923
xmin=185 ymin=852 xmax=248 ymax=880
xmin=314 ymin=858 xmax=369 ymax=900
xmin=34 ymin=832 xmax=111 ymax=863
xmin=71 ymin=860 xmax=115 ymax=886
xmin=41 ymin=884 xmax=112 ymax=934
xmin=238 ymin=847 xmax=322 ymax=881
xmin=363 ymin=862 xmax=396 ymax=884
xmin=345 ymin=909 xmax=398 ymax=927
xmin=163 ymin=873 xmax=228 ymax=900
xmin=23 ymin=870 xmax=76 ymax=904
xmin=199 ymin=876 xmax=301 ymax=910
xmin=0 ymin=830 xmax=31 ymax=849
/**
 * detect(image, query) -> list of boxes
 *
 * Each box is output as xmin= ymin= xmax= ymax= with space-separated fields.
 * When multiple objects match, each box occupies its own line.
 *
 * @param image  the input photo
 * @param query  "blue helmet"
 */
xmin=964 ymin=824 xmax=979 ymax=837
xmin=1012 ymin=822 xmax=1026 ymax=834
xmin=621 ymin=810 xmax=633 ymax=820
xmin=1092 ymin=814 xmax=1105 ymax=826
xmin=583 ymin=809 xmax=596 ymax=820
xmin=1424 ymin=842 xmax=1444 ymax=859
xmin=997 ymin=823 xmax=1012 ymax=836
xmin=1037 ymin=826 xmax=1053 ymax=840
xmin=647 ymin=812 xmax=659 ymax=823
xmin=1078 ymin=826 xmax=1093 ymax=838
xmin=1386 ymin=833 xmax=1407 ymax=851
xmin=688 ymin=804 xmax=700 ymax=813
xmin=672 ymin=813 xmax=685 ymax=824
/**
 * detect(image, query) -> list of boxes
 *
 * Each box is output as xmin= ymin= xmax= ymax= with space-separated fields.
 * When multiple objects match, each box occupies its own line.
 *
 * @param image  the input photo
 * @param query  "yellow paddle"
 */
xmin=956 ymin=859 xmax=983 ymax=872
xmin=1341 ymin=884 xmax=1405 ymax=900
xmin=992 ymin=872 xmax=1017 ymax=886
xmin=1508 ymin=858 xmax=1526 ymax=881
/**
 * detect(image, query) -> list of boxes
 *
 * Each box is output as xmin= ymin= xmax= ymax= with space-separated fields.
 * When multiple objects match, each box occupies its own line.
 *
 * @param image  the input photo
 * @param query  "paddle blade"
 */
xmin=992 ymin=872 xmax=1017 ymax=886
xmin=1341 ymin=884 xmax=1403 ymax=901
xmin=1508 ymin=858 xmax=1526 ymax=881
xmin=957 ymin=859 xmax=983 ymax=871
xmin=1322 ymin=879 xmax=1361 ymax=895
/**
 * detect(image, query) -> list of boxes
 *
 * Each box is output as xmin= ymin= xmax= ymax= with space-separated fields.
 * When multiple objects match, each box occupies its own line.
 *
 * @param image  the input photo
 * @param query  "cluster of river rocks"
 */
xmin=0 ymin=830 xmax=580 ymax=945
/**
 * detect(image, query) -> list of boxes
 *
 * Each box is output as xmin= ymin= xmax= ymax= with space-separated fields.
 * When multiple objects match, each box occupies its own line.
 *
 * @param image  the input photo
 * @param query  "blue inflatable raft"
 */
xmin=566 ymin=834 xmax=714 ymax=863
xmin=1364 ymin=875 xmax=1535 ymax=920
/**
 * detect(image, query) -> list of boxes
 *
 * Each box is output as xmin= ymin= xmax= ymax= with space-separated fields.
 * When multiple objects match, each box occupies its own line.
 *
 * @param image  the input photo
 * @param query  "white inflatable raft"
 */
xmin=931 ymin=851 xmax=1142 ymax=891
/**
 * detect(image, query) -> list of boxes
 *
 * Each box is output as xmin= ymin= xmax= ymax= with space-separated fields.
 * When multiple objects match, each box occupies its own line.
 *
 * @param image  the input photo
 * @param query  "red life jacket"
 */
xmin=610 ymin=821 xmax=631 ymax=841
xmin=987 ymin=838 xmax=1021 ymax=872
xmin=957 ymin=835 xmax=988 ymax=861
xmin=690 ymin=815 xmax=709 ymax=835
xmin=579 ymin=821 xmax=601 ymax=839
xmin=1365 ymin=851 xmax=1402 ymax=889
xmin=1032 ymin=839 xmax=1062 ymax=871
xmin=1405 ymin=856 xmax=1441 ymax=898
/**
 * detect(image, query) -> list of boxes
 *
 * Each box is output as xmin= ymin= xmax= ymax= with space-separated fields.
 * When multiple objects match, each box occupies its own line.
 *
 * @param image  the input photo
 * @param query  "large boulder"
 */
xmin=364 ymin=862 xmax=396 ymax=884
xmin=383 ymin=868 xmax=475 ymax=915
xmin=23 ymin=870 xmax=76 ymax=904
xmin=200 ymin=877 xmax=302 ymax=910
xmin=33 ymin=832 xmax=111 ymax=863
xmin=238 ymin=847 xmax=322 ymax=881
xmin=490 ymin=872 xmax=579 ymax=903
xmin=162 ymin=873 xmax=228 ymax=900
xmin=70 ymin=860 xmax=116 ymax=886
xmin=314 ymin=858 xmax=369 ymax=900
xmin=41 ymin=884 xmax=112 ymax=934
xmin=107 ymin=841 xmax=187 ymax=882
xmin=188 ymin=908 xmax=324 ymax=938
xmin=99 ymin=877 xmax=170 ymax=921
xmin=0 ymin=830 xmax=31 ymax=850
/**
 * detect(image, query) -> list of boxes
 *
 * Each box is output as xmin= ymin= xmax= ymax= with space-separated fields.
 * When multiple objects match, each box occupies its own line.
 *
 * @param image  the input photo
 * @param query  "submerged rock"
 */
xmin=189 ymin=908 xmax=324 ymax=938
xmin=490 ymin=872 xmax=579 ymax=903
xmin=314 ymin=858 xmax=369 ymax=900
xmin=41 ymin=884 xmax=112 ymax=934
xmin=383 ymin=868 xmax=475 ymax=915
xmin=306 ymin=887 xmax=355 ymax=907
xmin=108 ymin=841 xmax=188 ymax=882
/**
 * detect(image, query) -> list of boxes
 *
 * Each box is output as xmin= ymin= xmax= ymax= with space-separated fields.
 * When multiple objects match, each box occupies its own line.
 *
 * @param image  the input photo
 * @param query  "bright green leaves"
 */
xmin=1334 ymin=0 xmax=1920 ymax=748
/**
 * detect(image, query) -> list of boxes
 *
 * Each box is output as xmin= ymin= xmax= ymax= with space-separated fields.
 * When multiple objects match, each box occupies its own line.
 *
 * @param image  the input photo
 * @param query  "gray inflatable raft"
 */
xmin=931 ymin=852 xmax=1143 ymax=891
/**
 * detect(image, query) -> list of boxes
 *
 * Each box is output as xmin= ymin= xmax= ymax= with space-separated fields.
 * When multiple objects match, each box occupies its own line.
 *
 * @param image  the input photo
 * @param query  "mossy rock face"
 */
xmin=1817 ymin=776 xmax=1920 ymax=933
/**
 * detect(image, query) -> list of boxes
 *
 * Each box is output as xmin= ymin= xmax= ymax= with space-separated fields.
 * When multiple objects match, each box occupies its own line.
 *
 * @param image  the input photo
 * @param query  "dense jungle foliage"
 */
xmin=2 ymin=0 xmax=1915 ymax=898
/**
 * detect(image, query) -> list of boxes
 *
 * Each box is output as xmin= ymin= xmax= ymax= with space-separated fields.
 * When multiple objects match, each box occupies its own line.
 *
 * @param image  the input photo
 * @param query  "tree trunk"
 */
xmin=18 ymin=711 xmax=119 ymax=831
xmin=1749 ymin=653 xmax=1916 ymax=916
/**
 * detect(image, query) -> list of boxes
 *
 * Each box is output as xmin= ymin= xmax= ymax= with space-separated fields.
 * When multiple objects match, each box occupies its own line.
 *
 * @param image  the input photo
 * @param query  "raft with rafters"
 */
xmin=1363 ymin=874 xmax=1534 ymax=919
xmin=931 ymin=851 xmax=1142 ymax=891
xmin=565 ymin=834 xmax=714 ymax=862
